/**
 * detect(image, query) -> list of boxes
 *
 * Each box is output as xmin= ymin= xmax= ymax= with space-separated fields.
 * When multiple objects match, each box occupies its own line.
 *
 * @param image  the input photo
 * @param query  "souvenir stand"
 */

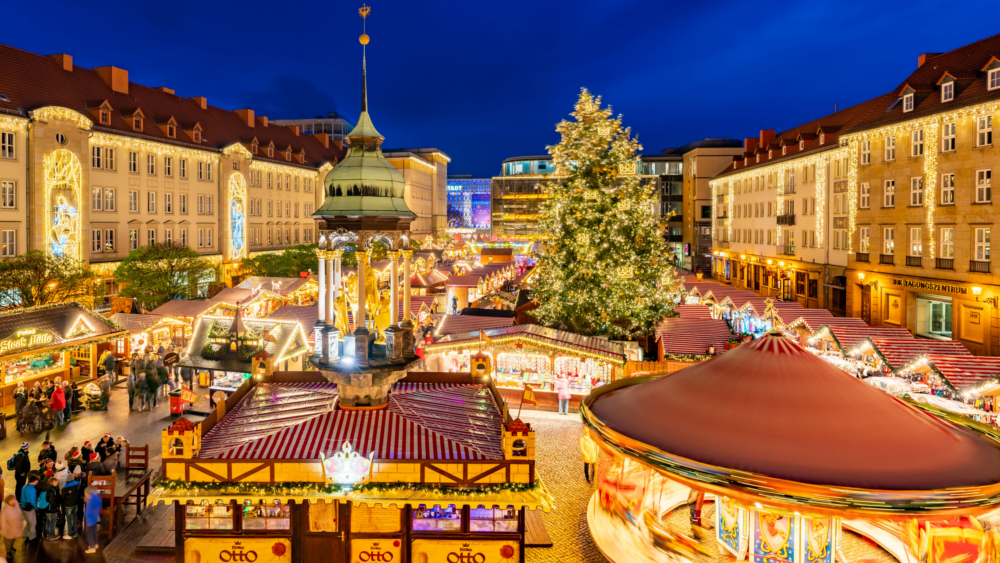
xmin=582 ymin=334 xmax=1000 ymax=563
xmin=423 ymin=325 xmax=626 ymax=411
xmin=0 ymin=302 xmax=126 ymax=414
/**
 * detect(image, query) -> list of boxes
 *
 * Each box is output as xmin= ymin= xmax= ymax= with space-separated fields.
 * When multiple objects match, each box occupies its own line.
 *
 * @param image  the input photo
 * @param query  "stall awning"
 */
xmin=657 ymin=317 xmax=733 ymax=357
xmin=427 ymin=324 xmax=626 ymax=365
xmin=676 ymin=304 xmax=713 ymax=319
xmin=435 ymin=315 xmax=513 ymax=337
xmin=812 ymin=324 xmax=913 ymax=352
xmin=862 ymin=338 xmax=971 ymax=370
xmin=899 ymin=354 xmax=1000 ymax=390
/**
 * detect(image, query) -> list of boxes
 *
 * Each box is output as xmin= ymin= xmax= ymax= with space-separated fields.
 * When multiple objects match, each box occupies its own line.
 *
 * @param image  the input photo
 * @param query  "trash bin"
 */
xmin=169 ymin=389 xmax=185 ymax=416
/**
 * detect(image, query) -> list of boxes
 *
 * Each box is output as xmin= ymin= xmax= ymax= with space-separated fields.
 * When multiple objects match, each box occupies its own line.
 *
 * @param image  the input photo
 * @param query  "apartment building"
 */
xmin=0 ymin=42 xmax=348 ymax=289
xmin=382 ymin=148 xmax=450 ymax=236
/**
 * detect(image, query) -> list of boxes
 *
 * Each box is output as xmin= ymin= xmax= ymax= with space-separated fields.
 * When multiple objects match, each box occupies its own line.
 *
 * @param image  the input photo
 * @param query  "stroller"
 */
xmin=83 ymin=382 xmax=106 ymax=411
xmin=16 ymin=399 xmax=53 ymax=434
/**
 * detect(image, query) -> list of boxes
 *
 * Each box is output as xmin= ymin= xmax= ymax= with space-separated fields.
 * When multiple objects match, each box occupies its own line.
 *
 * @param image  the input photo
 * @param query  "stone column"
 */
xmin=313 ymin=253 xmax=326 ymax=359
xmin=321 ymin=250 xmax=340 ymax=364
xmin=400 ymin=249 xmax=415 ymax=358
xmin=343 ymin=249 xmax=370 ymax=368
xmin=356 ymin=249 xmax=368 ymax=333
xmin=383 ymin=251 xmax=403 ymax=360
xmin=326 ymin=257 xmax=335 ymax=327
xmin=388 ymin=251 xmax=400 ymax=325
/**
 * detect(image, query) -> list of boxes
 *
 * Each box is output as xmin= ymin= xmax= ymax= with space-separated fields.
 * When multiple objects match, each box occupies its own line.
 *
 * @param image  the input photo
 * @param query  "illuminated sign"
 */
xmin=352 ymin=539 xmax=401 ymax=563
xmin=184 ymin=538 xmax=291 ymax=563
xmin=411 ymin=540 xmax=519 ymax=563
xmin=320 ymin=441 xmax=374 ymax=484
xmin=0 ymin=329 xmax=55 ymax=355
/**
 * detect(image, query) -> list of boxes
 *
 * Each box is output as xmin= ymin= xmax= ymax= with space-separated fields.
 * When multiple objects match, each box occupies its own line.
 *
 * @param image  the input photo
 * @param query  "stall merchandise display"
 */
xmin=3 ymin=353 xmax=64 ymax=384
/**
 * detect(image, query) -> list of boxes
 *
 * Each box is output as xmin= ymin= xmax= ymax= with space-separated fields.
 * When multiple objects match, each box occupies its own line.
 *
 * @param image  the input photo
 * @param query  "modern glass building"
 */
xmin=445 ymin=176 xmax=491 ymax=232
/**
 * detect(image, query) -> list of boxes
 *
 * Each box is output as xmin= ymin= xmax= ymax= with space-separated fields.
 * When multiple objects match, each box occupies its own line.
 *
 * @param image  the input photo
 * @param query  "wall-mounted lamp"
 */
xmin=972 ymin=286 xmax=998 ymax=307
xmin=766 ymin=259 xmax=773 ymax=265
xmin=857 ymin=272 xmax=865 ymax=281
xmin=740 ymin=254 xmax=746 ymax=260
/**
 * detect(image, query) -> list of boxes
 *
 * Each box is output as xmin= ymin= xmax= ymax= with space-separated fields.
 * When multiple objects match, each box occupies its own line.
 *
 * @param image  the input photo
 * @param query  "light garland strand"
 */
xmin=31 ymin=106 xmax=93 ymax=129
xmin=156 ymin=478 xmax=538 ymax=497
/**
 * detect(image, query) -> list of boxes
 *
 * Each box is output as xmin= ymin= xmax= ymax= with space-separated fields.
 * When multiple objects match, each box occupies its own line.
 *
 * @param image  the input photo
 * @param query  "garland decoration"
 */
xmin=155 ymin=478 xmax=538 ymax=497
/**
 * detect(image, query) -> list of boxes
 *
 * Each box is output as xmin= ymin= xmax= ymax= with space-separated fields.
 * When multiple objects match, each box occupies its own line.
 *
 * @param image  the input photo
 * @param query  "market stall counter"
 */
xmin=0 ymin=302 xmax=126 ymax=416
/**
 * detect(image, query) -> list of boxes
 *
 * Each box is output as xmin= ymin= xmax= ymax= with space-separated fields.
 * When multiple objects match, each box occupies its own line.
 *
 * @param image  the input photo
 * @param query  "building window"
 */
xmin=0 ymin=132 xmax=14 ymax=159
xmin=129 ymin=151 xmax=138 ymax=173
xmin=942 ymin=122 xmax=956 ymax=151
xmin=100 ymin=109 xmax=110 ymax=124
xmin=990 ymin=68 xmax=1000 ymax=91
xmin=147 ymin=155 xmax=156 ymax=175
xmin=133 ymin=116 xmax=142 ymax=131
xmin=232 ymin=161 xmax=239 ymax=171
xmin=167 ymin=124 xmax=176 ymax=138
xmin=267 ymin=173 xmax=272 ymax=189
xmin=884 ymin=135 xmax=895 ymax=161
xmin=1 ymin=230 xmax=15 ymax=257
xmin=859 ymin=227 xmax=870 ymax=252
xmin=294 ymin=177 xmax=299 ymax=191
xmin=129 ymin=190 xmax=138 ymax=213
xmin=977 ymin=116 xmax=993 ymax=147
xmin=276 ymin=175 xmax=282 ymax=190
xmin=942 ymin=81 xmax=954 ymax=102
xmin=910 ymin=177 xmax=924 ymax=206
xmin=207 ymin=229 xmax=212 ymax=247
xmin=267 ymin=146 xmax=274 ymax=158
xmin=180 ymin=194 xmax=187 ymax=214
xmin=977 ymin=169 xmax=992 ymax=203
xmin=164 ymin=229 xmax=172 ymax=243
xmin=180 ymin=229 xmax=187 ymax=246
xmin=267 ymin=200 xmax=272 ymax=217
xmin=103 ymin=229 xmax=114 ymax=252
xmin=0 ymin=181 xmax=14 ymax=209
xmin=883 ymin=227 xmax=894 ymax=254
xmin=911 ymin=129 xmax=924 ymax=156
xmin=198 ymin=229 xmax=204 ymax=248
xmin=206 ymin=196 xmax=212 ymax=215
xmin=941 ymin=227 xmax=954 ymax=259
xmin=284 ymin=202 xmax=290 ymax=217
xmin=903 ymin=93 xmax=914 ymax=112
xmin=206 ymin=163 xmax=213 ymax=181
xmin=197 ymin=162 xmax=204 ymax=180
xmin=180 ymin=159 xmax=187 ymax=179
xmin=91 ymin=187 xmax=102 ymax=211
xmin=148 ymin=191 xmax=156 ymax=213
xmin=198 ymin=195 xmax=204 ymax=214
xmin=976 ymin=227 xmax=991 ymax=260
xmin=165 ymin=193 xmax=173 ymax=213
xmin=193 ymin=131 xmax=201 ymax=143
xmin=147 ymin=229 xmax=155 ymax=246
xmin=91 ymin=146 xmax=102 ymax=169
xmin=941 ymin=173 xmax=955 ymax=204
xmin=859 ymin=182 xmax=870 ymax=208
xmin=105 ymin=148 xmax=115 ymax=170
xmin=285 ymin=175 xmax=290 ymax=191
xmin=909 ymin=227 xmax=922 ymax=256
xmin=129 ymin=229 xmax=138 ymax=250
xmin=164 ymin=157 xmax=172 ymax=177
xmin=860 ymin=140 xmax=870 ymax=165
xmin=884 ymin=180 xmax=895 ymax=207
xmin=91 ymin=230 xmax=102 ymax=253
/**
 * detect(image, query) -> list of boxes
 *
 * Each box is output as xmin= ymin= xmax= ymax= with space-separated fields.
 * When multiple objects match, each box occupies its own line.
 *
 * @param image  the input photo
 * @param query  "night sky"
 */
xmin=4 ymin=1 xmax=997 ymax=177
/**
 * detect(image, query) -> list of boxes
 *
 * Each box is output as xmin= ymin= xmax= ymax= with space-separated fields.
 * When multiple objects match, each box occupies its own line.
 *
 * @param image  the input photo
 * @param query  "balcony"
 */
xmin=970 ymin=260 xmax=991 ymax=273
xmin=905 ymin=256 xmax=922 ymax=267
xmin=856 ymin=252 xmax=869 ymax=263
xmin=879 ymin=254 xmax=895 ymax=265
xmin=780 ymin=244 xmax=795 ymax=255
xmin=776 ymin=214 xmax=796 ymax=226
xmin=935 ymin=258 xmax=954 ymax=270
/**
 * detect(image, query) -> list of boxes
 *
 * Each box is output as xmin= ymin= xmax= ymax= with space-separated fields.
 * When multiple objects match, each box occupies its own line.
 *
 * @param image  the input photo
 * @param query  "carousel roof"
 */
xmin=587 ymin=334 xmax=1000 ymax=498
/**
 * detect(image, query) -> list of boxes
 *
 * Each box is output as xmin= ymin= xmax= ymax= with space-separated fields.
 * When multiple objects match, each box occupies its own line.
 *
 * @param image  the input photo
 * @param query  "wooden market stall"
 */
xmin=107 ymin=313 xmax=192 ymax=360
xmin=0 ymin=302 xmax=126 ymax=414
xmin=423 ymin=324 xmax=626 ymax=412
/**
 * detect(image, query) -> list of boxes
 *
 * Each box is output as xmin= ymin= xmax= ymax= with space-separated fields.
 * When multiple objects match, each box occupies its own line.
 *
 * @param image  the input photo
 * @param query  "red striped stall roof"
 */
xmin=676 ymin=305 xmax=714 ymax=319
xmin=199 ymin=382 xmax=505 ymax=461
xmin=902 ymin=354 xmax=1000 ymax=389
xmin=435 ymin=315 xmax=513 ymax=336
xmin=657 ymin=318 xmax=733 ymax=357
xmin=864 ymin=338 xmax=971 ymax=370
xmin=428 ymin=324 xmax=625 ymax=363
xmin=814 ymin=324 xmax=912 ymax=352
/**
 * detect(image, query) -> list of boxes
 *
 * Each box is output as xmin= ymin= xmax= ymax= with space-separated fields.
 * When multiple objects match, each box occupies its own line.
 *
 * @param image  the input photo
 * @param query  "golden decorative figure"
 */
xmin=359 ymin=4 xmax=370 ymax=45
xmin=373 ymin=290 xmax=392 ymax=344
xmin=333 ymin=293 xmax=350 ymax=336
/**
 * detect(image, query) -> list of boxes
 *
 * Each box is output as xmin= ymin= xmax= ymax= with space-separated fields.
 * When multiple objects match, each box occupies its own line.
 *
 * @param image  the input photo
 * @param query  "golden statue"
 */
xmin=333 ymin=293 xmax=350 ymax=336
xmin=364 ymin=262 xmax=380 ymax=331
xmin=373 ymin=290 xmax=393 ymax=344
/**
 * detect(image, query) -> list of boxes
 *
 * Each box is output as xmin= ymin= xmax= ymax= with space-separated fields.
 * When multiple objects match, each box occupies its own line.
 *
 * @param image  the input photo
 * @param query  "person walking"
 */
xmin=37 ymin=477 xmax=60 ymax=540
xmin=18 ymin=476 xmax=37 ymax=542
xmin=579 ymin=429 xmax=600 ymax=482
xmin=12 ymin=384 xmax=26 ymax=422
xmin=0 ymin=494 xmax=24 ymax=561
xmin=83 ymin=487 xmax=101 ymax=553
xmin=554 ymin=374 xmax=571 ymax=415
xmin=126 ymin=369 xmax=136 ymax=411
xmin=49 ymin=383 xmax=66 ymax=427
xmin=60 ymin=470 xmax=82 ymax=540
xmin=61 ymin=381 xmax=73 ymax=423
xmin=102 ymin=351 xmax=116 ymax=384
xmin=98 ymin=376 xmax=111 ymax=410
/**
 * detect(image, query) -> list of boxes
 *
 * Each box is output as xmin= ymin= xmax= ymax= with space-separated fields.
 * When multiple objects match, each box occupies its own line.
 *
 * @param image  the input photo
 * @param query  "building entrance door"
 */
xmin=860 ymin=285 xmax=872 ymax=324
xmin=753 ymin=266 xmax=761 ymax=291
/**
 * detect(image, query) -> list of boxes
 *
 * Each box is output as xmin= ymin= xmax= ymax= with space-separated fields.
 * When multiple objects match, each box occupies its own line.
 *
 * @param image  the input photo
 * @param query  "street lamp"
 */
xmin=973 ymin=286 xmax=998 ymax=307
xmin=857 ymin=272 xmax=865 ymax=281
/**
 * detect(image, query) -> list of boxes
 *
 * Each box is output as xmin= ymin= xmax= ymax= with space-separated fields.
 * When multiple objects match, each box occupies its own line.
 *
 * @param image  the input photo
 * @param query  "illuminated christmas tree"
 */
xmin=533 ymin=89 xmax=681 ymax=339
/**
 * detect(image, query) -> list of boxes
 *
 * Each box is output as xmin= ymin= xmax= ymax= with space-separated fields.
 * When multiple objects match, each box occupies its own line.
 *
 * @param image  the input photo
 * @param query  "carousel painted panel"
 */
xmin=800 ymin=516 xmax=835 ymax=563
xmin=716 ymin=496 xmax=748 ymax=558
xmin=750 ymin=509 xmax=796 ymax=563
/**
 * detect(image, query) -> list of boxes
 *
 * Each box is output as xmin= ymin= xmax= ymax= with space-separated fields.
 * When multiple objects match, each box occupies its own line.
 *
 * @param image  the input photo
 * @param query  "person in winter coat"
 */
xmin=100 ymin=453 xmax=117 ymax=476
xmin=126 ymin=371 xmax=136 ymax=411
xmin=0 ymin=494 xmax=24 ymax=560
xmin=554 ymin=375 xmax=571 ymax=415
xmin=61 ymin=381 xmax=73 ymax=423
xmin=18 ymin=476 xmax=37 ymax=541
xmin=12 ymin=383 xmax=26 ymax=420
xmin=52 ymin=462 xmax=69 ymax=490
xmin=28 ymin=382 xmax=42 ymax=402
xmin=79 ymin=443 xmax=93 ymax=467
xmin=144 ymin=368 xmax=158 ymax=408
xmin=102 ymin=352 xmax=116 ymax=383
xmin=37 ymin=477 xmax=60 ymax=540
xmin=83 ymin=487 xmax=101 ymax=553
xmin=11 ymin=444 xmax=29 ymax=502
xmin=579 ymin=429 xmax=600 ymax=482
xmin=36 ymin=442 xmax=56 ymax=470
xmin=135 ymin=372 xmax=148 ymax=411
xmin=48 ymin=385 xmax=66 ymax=426
xmin=97 ymin=434 xmax=114 ymax=461
xmin=67 ymin=451 xmax=85 ymax=476
xmin=60 ymin=470 xmax=82 ymax=539
xmin=98 ymin=376 xmax=111 ymax=410
xmin=84 ymin=454 xmax=107 ymax=478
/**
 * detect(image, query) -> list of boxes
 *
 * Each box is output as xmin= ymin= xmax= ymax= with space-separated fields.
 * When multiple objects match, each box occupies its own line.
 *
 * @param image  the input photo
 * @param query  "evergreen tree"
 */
xmin=533 ymin=89 xmax=681 ymax=338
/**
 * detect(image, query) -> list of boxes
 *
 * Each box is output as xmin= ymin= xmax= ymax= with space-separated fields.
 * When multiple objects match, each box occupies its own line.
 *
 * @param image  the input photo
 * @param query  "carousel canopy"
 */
xmin=588 ymin=334 xmax=1000 ymax=494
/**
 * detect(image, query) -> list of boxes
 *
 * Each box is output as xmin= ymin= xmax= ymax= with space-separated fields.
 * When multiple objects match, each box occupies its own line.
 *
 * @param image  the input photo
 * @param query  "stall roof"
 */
xmin=428 ymin=324 xmax=625 ymax=364
xmin=676 ymin=305 xmax=714 ymax=319
xmin=862 ymin=338 xmax=971 ymax=370
xmin=435 ymin=315 xmax=513 ymax=337
xmin=656 ymin=318 xmax=733 ymax=357
xmin=211 ymin=287 xmax=256 ymax=306
xmin=150 ymin=299 xmax=214 ymax=318
xmin=0 ymin=302 xmax=125 ymax=358
xmin=781 ymin=310 xmax=861 ymax=332
xmin=237 ymin=276 xmax=312 ymax=295
xmin=179 ymin=315 xmax=307 ymax=373
xmin=812 ymin=324 xmax=912 ymax=352
xmin=899 ymin=354 xmax=1000 ymax=389
xmin=198 ymin=381 xmax=505 ymax=461
xmin=107 ymin=313 xmax=165 ymax=334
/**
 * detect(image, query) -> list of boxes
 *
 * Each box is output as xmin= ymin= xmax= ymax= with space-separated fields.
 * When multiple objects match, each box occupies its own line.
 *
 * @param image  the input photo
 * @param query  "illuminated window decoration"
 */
xmin=89 ymin=132 xmax=215 ymax=161
xmin=43 ymin=149 xmax=83 ymax=260
xmin=30 ymin=106 xmax=93 ymax=130
xmin=228 ymin=172 xmax=248 ymax=262
xmin=221 ymin=142 xmax=253 ymax=160
xmin=320 ymin=441 xmax=374 ymax=485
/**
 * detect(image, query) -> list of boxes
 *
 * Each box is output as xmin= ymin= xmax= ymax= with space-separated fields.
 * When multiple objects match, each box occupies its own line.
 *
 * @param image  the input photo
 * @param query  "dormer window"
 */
xmin=799 ymin=140 xmax=804 ymax=150
xmin=285 ymin=149 xmax=291 ymax=161
xmin=819 ymin=133 xmax=825 ymax=145
xmin=251 ymin=141 xmax=259 ymax=154
xmin=990 ymin=68 xmax=1000 ymax=91
xmin=942 ymin=81 xmax=954 ymax=102
xmin=903 ymin=93 xmax=914 ymax=112
xmin=133 ymin=116 xmax=142 ymax=131
xmin=267 ymin=145 xmax=274 ymax=158
xmin=193 ymin=131 xmax=201 ymax=142
xmin=99 ymin=109 xmax=110 ymax=125
xmin=782 ymin=146 xmax=787 ymax=156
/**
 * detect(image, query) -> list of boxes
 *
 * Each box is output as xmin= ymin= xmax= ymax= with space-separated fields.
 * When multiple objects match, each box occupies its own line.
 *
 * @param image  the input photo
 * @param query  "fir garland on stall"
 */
xmin=156 ymin=478 xmax=538 ymax=497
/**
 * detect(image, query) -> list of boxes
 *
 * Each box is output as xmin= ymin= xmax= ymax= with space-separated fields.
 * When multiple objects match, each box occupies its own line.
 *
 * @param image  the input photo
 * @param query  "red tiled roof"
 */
xmin=0 ymin=43 xmax=347 ymax=169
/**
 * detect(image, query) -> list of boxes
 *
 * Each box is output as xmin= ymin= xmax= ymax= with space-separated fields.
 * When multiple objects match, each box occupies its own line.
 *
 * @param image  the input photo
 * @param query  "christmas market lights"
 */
xmin=30 ymin=106 xmax=93 ymax=129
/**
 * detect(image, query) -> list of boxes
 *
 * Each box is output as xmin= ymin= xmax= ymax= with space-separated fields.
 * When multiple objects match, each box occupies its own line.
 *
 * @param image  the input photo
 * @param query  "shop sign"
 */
xmin=352 ymin=539 xmax=401 ymax=563
xmin=411 ymin=539 xmax=519 ymax=563
xmin=892 ymin=278 xmax=968 ymax=295
xmin=320 ymin=441 xmax=373 ymax=484
xmin=0 ymin=329 xmax=55 ymax=355
xmin=184 ymin=538 xmax=291 ymax=563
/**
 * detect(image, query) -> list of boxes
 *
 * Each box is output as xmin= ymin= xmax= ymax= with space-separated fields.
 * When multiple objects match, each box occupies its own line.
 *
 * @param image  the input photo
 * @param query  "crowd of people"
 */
xmin=2 ymin=433 xmax=128 ymax=558
xmin=124 ymin=343 xmax=193 ymax=412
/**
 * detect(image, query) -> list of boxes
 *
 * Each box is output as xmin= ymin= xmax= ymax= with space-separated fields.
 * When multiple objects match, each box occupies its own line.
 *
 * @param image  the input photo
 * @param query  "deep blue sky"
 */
xmin=5 ymin=1 xmax=997 ymax=177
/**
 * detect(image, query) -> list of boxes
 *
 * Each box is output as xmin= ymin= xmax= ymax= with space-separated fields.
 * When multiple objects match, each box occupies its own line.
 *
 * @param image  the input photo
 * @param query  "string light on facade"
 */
xmin=0 ymin=115 xmax=28 ymax=132
xmin=30 ymin=106 xmax=93 ymax=129
xmin=90 ymin=131 xmax=218 ymax=161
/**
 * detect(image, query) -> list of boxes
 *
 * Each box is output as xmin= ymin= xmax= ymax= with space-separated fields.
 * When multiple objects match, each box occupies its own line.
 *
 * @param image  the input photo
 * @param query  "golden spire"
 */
xmin=359 ymin=4 xmax=370 ymax=113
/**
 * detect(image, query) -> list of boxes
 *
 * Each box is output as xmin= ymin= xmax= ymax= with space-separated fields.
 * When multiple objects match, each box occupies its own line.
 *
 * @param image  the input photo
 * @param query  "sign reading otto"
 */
xmin=0 ymin=328 xmax=55 ymax=355
xmin=351 ymin=538 xmax=401 ymax=562
xmin=411 ymin=539 xmax=519 ymax=563
xmin=184 ymin=538 xmax=291 ymax=563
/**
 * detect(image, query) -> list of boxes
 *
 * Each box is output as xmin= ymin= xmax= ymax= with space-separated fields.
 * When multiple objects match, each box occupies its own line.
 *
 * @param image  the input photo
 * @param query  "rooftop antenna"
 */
xmin=359 ymin=4 xmax=370 ymax=113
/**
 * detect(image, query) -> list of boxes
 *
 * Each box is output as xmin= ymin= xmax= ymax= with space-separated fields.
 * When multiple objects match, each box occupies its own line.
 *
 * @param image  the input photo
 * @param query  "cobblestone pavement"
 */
xmin=521 ymin=409 xmax=609 ymax=563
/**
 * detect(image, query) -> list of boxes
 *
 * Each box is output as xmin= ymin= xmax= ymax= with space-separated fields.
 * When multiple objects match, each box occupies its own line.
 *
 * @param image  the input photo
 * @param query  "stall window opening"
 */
xmin=470 ymin=505 xmax=518 ymax=533
xmin=412 ymin=504 xmax=461 ymax=532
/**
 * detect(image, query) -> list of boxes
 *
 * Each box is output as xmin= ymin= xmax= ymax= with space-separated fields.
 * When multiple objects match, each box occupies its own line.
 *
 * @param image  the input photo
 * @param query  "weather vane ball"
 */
xmin=359 ymin=4 xmax=370 ymax=45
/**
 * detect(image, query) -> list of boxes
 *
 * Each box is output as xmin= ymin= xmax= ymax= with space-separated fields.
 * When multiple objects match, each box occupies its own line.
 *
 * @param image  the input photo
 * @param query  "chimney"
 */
xmin=917 ymin=53 xmax=942 ymax=68
xmin=759 ymin=129 xmax=775 ymax=147
xmin=257 ymin=116 xmax=268 ymax=127
xmin=333 ymin=139 xmax=344 ymax=150
xmin=312 ymin=133 xmax=329 ymax=148
xmin=743 ymin=137 xmax=757 ymax=152
xmin=190 ymin=96 xmax=208 ymax=110
xmin=289 ymin=125 xmax=300 ymax=136
xmin=93 ymin=66 xmax=129 ymax=94
xmin=49 ymin=54 xmax=73 ymax=72
xmin=234 ymin=109 xmax=255 ymax=128
xmin=157 ymin=87 xmax=175 ymax=95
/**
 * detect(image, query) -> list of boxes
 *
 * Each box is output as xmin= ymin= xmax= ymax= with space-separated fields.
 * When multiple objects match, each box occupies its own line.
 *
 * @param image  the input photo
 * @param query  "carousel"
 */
xmin=581 ymin=333 xmax=1000 ymax=563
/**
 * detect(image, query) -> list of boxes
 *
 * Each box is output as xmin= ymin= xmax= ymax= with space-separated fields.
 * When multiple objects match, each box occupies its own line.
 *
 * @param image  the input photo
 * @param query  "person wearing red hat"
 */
xmin=97 ymin=434 xmax=114 ymax=461
xmin=79 ymin=442 xmax=92 ymax=466
xmin=84 ymin=454 xmax=106 ymax=479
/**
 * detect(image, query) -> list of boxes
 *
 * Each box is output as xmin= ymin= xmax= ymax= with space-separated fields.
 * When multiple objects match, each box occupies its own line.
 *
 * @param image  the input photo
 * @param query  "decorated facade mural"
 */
xmin=44 ymin=149 xmax=83 ymax=259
